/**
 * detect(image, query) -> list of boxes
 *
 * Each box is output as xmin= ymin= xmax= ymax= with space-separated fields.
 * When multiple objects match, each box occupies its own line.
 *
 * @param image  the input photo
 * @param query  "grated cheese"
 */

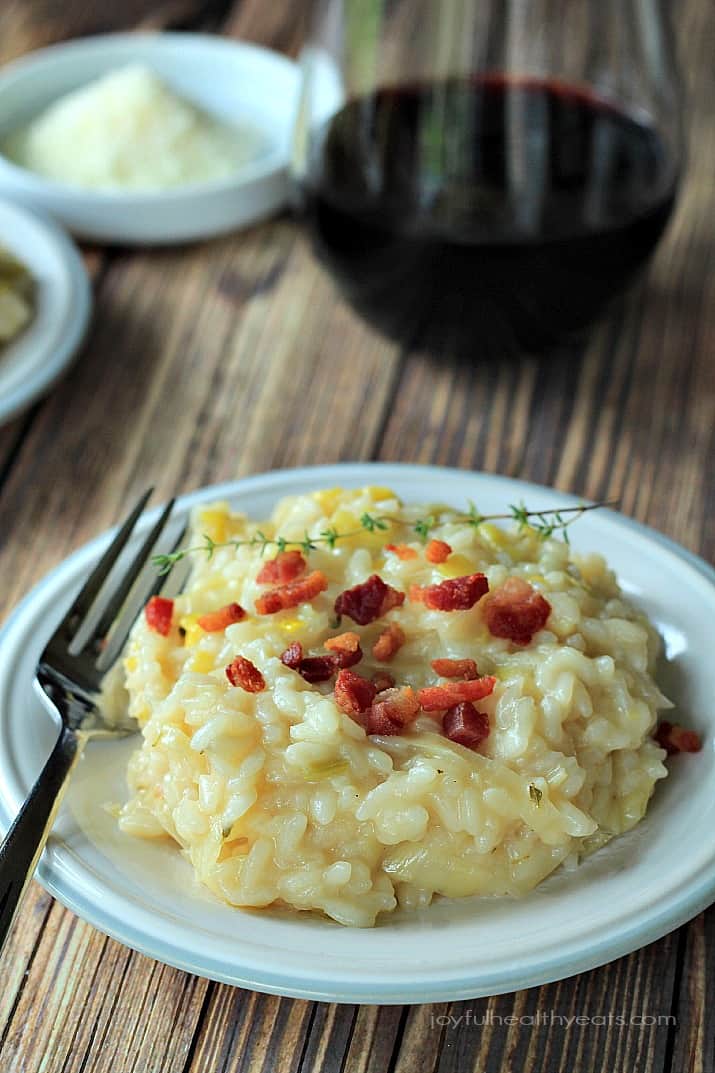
xmin=3 ymin=64 xmax=263 ymax=191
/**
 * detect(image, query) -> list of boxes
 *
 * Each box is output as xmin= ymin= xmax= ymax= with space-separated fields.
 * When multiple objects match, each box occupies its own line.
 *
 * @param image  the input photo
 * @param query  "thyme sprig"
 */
xmin=153 ymin=500 xmax=612 ymax=575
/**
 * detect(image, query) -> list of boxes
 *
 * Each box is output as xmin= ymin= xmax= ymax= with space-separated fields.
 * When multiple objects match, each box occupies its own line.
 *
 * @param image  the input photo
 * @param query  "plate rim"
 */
xmin=1 ymin=462 xmax=713 ymax=1003
xmin=0 ymin=198 xmax=91 ymax=424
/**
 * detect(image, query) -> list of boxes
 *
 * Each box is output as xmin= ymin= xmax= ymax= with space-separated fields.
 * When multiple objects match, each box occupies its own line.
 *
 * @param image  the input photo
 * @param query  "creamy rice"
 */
xmin=112 ymin=486 xmax=669 ymax=926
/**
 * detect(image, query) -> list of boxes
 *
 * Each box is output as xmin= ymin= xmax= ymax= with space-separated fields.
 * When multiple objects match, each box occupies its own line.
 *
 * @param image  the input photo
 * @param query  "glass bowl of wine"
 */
xmin=293 ymin=0 xmax=683 ymax=355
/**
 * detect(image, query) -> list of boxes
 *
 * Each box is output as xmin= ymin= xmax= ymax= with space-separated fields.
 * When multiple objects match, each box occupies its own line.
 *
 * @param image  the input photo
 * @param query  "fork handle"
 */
xmin=0 ymin=726 xmax=83 ymax=953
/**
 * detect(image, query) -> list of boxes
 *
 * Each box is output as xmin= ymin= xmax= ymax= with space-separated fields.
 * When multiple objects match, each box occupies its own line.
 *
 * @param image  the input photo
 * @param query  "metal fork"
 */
xmin=0 ymin=490 xmax=180 ymax=953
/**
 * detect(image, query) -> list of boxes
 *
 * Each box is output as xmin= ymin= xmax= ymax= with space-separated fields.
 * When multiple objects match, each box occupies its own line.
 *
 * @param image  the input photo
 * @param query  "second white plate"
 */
xmin=0 ymin=198 xmax=91 ymax=424
xmin=0 ymin=464 xmax=713 ymax=1003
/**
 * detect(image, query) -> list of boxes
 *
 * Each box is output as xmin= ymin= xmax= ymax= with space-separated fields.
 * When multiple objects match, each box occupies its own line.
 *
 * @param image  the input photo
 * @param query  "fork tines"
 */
xmin=43 ymin=490 xmax=178 ymax=682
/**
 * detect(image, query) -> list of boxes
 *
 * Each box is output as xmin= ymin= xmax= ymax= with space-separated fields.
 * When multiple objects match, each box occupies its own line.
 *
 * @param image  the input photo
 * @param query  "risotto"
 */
xmin=112 ymin=486 xmax=675 ymax=927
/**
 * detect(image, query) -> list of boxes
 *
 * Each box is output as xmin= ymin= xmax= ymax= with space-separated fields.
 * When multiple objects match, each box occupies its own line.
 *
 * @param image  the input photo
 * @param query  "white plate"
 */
xmin=0 ymin=34 xmax=299 ymax=244
xmin=0 ymin=464 xmax=713 ymax=1004
xmin=0 ymin=199 xmax=91 ymax=424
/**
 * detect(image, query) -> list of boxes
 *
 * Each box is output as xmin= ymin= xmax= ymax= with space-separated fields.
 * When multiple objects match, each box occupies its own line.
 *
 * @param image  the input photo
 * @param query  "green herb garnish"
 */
xmin=153 ymin=500 xmax=610 ymax=575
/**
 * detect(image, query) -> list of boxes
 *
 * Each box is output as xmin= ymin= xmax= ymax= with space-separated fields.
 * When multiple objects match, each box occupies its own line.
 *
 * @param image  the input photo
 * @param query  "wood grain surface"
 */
xmin=0 ymin=1 xmax=712 ymax=1071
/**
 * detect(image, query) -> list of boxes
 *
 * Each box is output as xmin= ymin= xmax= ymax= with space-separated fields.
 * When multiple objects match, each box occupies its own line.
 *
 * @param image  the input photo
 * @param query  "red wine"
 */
xmin=303 ymin=76 xmax=677 ymax=352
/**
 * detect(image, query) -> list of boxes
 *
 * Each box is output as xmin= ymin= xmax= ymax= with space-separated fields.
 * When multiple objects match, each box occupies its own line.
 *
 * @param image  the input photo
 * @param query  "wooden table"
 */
xmin=0 ymin=2 xmax=712 ymax=1071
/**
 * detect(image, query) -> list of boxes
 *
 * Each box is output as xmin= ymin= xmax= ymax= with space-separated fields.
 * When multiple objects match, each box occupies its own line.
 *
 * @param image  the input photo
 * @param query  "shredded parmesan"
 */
xmin=3 ymin=64 xmax=263 ymax=191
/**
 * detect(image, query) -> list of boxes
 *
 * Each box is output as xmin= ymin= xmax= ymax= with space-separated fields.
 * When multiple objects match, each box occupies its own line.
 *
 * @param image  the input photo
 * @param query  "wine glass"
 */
xmin=292 ymin=0 xmax=683 ymax=354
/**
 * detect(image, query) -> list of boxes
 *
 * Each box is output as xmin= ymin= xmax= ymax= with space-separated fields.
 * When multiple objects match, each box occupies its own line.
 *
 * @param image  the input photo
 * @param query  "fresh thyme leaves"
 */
xmin=300 ymin=531 xmax=317 ymax=554
xmin=505 ymin=500 xmax=611 ymax=544
xmin=413 ymin=515 xmax=437 ymax=542
xmin=254 ymin=529 xmax=270 ymax=555
xmin=467 ymin=501 xmax=485 ymax=528
xmin=152 ymin=500 xmax=611 ymax=575
xmin=359 ymin=512 xmax=389 ymax=532
xmin=320 ymin=527 xmax=340 ymax=549
xmin=529 ymin=783 xmax=543 ymax=807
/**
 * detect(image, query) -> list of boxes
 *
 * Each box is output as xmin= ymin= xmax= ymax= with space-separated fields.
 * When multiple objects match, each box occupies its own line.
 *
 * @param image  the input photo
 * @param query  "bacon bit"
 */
xmin=372 ymin=623 xmax=406 ymax=662
xmin=368 ymin=707 xmax=401 ymax=736
xmin=280 ymin=641 xmax=304 ymax=669
xmin=430 ymin=657 xmax=479 ymax=679
xmin=256 ymin=550 xmax=306 ymax=585
xmin=255 ymin=570 xmax=328 ymax=615
xmin=418 ymin=676 xmax=497 ymax=711
xmin=385 ymin=543 xmax=419 ymax=561
xmin=334 ymin=669 xmax=377 ymax=718
xmin=196 ymin=602 xmax=246 ymax=632
xmin=410 ymin=573 xmax=489 ymax=612
xmin=280 ymin=642 xmax=337 ymax=683
xmin=225 ymin=655 xmax=265 ymax=692
xmin=295 ymin=655 xmax=337 ymax=683
xmin=330 ymin=649 xmax=363 ymax=670
xmin=145 ymin=596 xmax=174 ymax=636
xmin=324 ymin=631 xmax=363 ymax=668
xmin=334 ymin=574 xmax=405 ymax=625
xmin=483 ymin=577 xmax=551 ymax=645
xmin=367 ymin=687 xmax=421 ymax=735
xmin=425 ymin=539 xmax=452 ymax=564
xmin=443 ymin=702 xmax=490 ymax=750
xmin=372 ymin=671 xmax=396 ymax=693
xmin=324 ymin=631 xmax=360 ymax=655
xmin=654 ymin=721 xmax=702 ymax=755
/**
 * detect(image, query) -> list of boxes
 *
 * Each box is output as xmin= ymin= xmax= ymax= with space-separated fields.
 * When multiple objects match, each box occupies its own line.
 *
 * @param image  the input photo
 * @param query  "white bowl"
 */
xmin=0 ymin=33 xmax=300 ymax=245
